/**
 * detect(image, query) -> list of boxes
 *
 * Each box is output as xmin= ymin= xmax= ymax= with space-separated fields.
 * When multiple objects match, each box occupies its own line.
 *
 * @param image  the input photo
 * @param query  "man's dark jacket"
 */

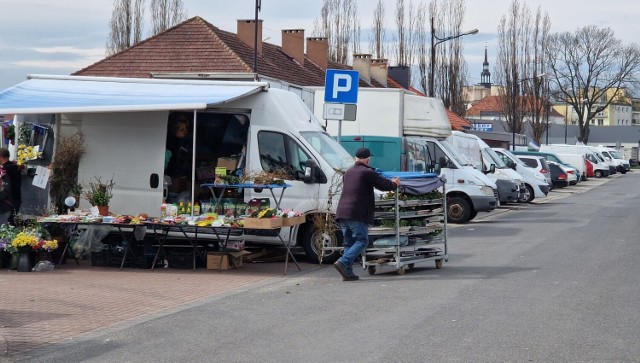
xmin=336 ymin=161 xmax=397 ymax=225
xmin=3 ymin=161 xmax=21 ymax=211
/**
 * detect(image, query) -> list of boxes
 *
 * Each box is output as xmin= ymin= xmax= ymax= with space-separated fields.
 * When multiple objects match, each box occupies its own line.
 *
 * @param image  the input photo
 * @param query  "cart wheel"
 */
xmin=397 ymin=267 xmax=406 ymax=275
xmin=367 ymin=266 xmax=376 ymax=275
xmin=435 ymin=259 xmax=443 ymax=269
xmin=408 ymin=263 xmax=415 ymax=269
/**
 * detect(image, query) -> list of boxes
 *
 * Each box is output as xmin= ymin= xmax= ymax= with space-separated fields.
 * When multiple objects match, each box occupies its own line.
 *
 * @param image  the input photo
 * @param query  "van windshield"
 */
xmin=610 ymin=150 xmax=622 ymax=159
xmin=300 ymin=131 xmax=354 ymax=170
xmin=440 ymin=140 xmax=472 ymax=166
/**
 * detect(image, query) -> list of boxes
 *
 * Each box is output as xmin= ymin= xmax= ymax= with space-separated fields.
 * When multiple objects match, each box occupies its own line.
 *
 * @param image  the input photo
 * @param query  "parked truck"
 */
xmin=309 ymin=87 xmax=498 ymax=223
xmin=1 ymin=75 xmax=357 ymax=262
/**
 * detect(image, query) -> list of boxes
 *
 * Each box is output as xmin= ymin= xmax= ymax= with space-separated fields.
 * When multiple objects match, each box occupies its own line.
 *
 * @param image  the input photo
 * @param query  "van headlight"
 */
xmin=480 ymin=186 xmax=494 ymax=196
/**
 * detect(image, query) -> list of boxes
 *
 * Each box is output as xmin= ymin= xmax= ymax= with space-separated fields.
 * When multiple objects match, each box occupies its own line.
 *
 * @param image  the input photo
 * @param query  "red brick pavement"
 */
xmin=0 ymin=258 xmax=314 ymax=357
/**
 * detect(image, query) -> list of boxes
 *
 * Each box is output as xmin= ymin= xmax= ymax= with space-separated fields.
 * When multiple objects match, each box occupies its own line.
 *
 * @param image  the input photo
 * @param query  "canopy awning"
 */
xmin=0 ymin=75 xmax=268 ymax=114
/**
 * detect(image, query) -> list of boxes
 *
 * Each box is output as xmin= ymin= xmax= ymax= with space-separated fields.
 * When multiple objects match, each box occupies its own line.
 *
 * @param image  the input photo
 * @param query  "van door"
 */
xmin=76 ymin=111 xmax=167 ymax=215
xmin=246 ymin=130 xmax=321 ymax=213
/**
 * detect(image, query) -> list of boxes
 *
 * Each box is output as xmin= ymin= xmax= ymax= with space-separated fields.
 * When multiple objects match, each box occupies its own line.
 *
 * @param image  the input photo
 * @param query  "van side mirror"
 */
xmin=508 ymin=161 xmax=516 ymax=170
xmin=487 ymin=164 xmax=496 ymax=174
xmin=303 ymin=160 xmax=327 ymax=184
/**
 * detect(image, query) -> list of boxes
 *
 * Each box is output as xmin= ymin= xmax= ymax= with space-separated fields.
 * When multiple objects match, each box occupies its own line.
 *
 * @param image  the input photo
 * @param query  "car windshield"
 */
xmin=482 ymin=147 xmax=508 ymax=168
xmin=440 ymin=140 xmax=472 ymax=166
xmin=300 ymin=131 xmax=354 ymax=170
xmin=501 ymin=149 xmax=525 ymax=166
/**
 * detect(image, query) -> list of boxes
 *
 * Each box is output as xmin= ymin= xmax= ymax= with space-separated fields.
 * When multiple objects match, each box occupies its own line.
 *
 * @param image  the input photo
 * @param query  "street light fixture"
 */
xmin=429 ymin=17 xmax=478 ymax=97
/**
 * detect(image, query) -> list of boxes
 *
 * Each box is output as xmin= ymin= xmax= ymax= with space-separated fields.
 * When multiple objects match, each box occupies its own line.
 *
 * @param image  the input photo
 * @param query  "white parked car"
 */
xmin=493 ymin=148 xmax=550 ymax=203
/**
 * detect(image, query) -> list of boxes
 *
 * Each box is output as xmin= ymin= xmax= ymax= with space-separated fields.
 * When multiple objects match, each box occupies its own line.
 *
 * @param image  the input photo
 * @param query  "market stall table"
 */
xmin=39 ymin=221 xmax=145 ymax=270
xmin=145 ymin=219 xmax=303 ymax=274
xmin=200 ymin=183 xmax=292 ymax=211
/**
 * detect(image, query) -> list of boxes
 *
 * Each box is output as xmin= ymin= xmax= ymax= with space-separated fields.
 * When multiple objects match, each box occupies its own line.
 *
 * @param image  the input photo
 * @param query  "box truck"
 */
xmin=309 ymin=87 xmax=498 ymax=223
xmin=1 ymin=75 xmax=356 ymax=262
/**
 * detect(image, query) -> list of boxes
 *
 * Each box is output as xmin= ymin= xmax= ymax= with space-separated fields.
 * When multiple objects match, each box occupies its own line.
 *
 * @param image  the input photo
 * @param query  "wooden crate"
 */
xmin=281 ymin=215 xmax=305 ymax=227
xmin=242 ymin=217 xmax=282 ymax=229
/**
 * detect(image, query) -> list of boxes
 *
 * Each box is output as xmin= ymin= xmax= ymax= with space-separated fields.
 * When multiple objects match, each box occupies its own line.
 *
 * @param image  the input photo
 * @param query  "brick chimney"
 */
xmin=370 ymin=59 xmax=388 ymax=87
xmin=306 ymin=37 xmax=328 ymax=70
xmin=282 ymin=29 xmax=305 ymax=65
xmin=237 ymin=19 xmax=263 ymax=55
xmin=352 ymin=54 xmax=372 ymax=85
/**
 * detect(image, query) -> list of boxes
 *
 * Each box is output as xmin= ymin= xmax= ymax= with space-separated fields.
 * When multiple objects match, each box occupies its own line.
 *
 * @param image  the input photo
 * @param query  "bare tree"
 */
xmin=495 ymin=0 xmax=550 ymax=145
xmin=314 ymin=0 xmax=360 ymax=64
xmin=150 ymin=0 xmax=187 ymax=35
xmin=414 ymin=1 xmax=429 ymax=93
xmin=546 ymin=25 xmax=640 ymax=143
xmin=430 ymin=0 xmax=470 ymax=115
xmin=394 ymin=0 xmax=417 ymax=67
xmin=106 ymin=0 xmax=145 ymax=55
xmin=369 ymin=0 xmax=387 ymax=59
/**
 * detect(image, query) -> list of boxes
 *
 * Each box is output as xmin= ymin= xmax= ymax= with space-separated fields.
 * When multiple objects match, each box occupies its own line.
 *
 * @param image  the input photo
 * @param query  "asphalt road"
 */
xmin=17 ymin=172 xmax=640 ymax=362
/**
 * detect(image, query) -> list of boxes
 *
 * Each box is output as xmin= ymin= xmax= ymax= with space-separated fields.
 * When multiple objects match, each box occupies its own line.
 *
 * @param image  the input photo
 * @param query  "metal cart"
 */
xmin=362 ymin=172 xmax=447 ymax=275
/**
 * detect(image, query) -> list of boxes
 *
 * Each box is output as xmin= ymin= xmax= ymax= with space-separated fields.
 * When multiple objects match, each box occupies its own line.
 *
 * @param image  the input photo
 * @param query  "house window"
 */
xmin=597 ymin=119 xmax=603 ymax=125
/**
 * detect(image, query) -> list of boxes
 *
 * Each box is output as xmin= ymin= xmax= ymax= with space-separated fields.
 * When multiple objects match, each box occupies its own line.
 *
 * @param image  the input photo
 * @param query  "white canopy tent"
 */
xmin=0 ymin=75 xmax=269 ymax=212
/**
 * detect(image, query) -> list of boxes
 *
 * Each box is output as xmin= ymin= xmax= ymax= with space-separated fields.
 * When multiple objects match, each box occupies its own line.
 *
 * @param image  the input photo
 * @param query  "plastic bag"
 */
xmin=32 ymin=260 xmax=55 ymax=271
xmin=73 ymin=225 xmax=111 ymax=257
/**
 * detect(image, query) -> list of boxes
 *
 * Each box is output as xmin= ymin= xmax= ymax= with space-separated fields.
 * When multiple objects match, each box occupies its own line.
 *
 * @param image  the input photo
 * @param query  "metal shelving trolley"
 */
xmin=363 ymin=171 xmax=447 ymax=275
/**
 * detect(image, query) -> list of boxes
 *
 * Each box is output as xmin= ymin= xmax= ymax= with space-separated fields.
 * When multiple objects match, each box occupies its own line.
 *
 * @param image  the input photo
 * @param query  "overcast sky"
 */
xmin=1 ymin=0 xmax=638 ymax=91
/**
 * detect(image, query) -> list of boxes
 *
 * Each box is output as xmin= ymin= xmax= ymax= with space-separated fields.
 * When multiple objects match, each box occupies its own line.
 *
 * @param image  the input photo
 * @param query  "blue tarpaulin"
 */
xmin=379 ymin=171 xmax=444 ymax=195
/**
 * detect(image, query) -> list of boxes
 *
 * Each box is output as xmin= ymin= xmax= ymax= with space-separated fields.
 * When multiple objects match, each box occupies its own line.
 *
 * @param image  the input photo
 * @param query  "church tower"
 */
xmin=480 ymin=45 xmax=491 ymax=88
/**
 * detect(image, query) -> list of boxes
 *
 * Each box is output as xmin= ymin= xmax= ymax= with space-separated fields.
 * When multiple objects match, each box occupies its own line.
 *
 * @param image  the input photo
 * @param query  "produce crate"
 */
xmin=242 ymin=217 xmax=282 ymax=229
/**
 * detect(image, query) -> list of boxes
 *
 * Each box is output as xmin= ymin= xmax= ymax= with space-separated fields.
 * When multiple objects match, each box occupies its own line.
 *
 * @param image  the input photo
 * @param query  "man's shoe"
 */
xmin=343 ymin=275 xmax=359 ymax=281
xmin=333 ymin=261 xmax=349 ymax=279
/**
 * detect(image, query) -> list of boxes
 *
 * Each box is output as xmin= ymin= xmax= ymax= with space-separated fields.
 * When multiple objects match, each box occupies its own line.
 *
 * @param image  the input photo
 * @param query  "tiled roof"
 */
xmin=446 ymin=110 xmax=472 ymax=131
xmin=74 ymin=16 xmax=399 ymax=89
xmin=467 ymin=95 xmax=563 ymax=117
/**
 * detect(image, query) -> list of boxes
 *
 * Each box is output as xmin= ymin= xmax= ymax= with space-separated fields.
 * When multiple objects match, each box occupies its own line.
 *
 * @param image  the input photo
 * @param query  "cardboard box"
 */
xmin=242 ymin=217 xmax=282 ymax=229
xmin=281 ymin=215 xmax=305 ymax=227
xmin=207 ymin=250 xmax=251 ymax=270
xmin=221 ymin=239 xmax=245 ymax=251
xmin=217 ymin=157 xmax=238 ymax=171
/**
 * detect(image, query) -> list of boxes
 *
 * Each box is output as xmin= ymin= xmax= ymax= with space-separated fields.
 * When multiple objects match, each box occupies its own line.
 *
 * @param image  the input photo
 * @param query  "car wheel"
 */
xmin=595 ymin=170 xmax=603 ymax=178
xmin=468 ymin=209 xmax=478 ymax=220
xmin=447 ymin=196 xmax=471 ymax=224
xmin=519 ymin=184 xmax=535 ymax=203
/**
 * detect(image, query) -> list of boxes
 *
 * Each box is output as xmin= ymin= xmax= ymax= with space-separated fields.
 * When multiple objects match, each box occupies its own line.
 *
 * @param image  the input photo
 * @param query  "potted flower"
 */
xmin=82 ymin=177 xmax=115 ymax=216
xmin=0 ymin=224 xmax=19 ymax=269
xmin=11 ymin=230 xmax=40 ymax=272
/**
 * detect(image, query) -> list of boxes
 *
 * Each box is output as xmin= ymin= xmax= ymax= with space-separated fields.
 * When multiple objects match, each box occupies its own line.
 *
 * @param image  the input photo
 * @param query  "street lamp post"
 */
xmin=429 ymin=17 xmax=478 ymax=97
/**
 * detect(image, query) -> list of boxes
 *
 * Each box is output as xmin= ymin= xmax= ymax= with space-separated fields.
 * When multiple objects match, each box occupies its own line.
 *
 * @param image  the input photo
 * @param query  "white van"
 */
xmin=594 ymin=146 xmax=629 ymax=174
xmin=540 ymin=144 xmax=612 ymax=179
xmin=4 ymin=75 xmax=355 ymax=262
xmin=447 ymin=131 xmax=524 ymax=204
xmin=492 ymin=148 xmax=550 ymax=202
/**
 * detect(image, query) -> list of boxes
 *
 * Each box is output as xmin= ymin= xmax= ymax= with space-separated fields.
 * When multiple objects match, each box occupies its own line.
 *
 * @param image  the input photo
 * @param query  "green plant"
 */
xmin=49 ymin=132 xmax=86 ymax=214
xmin=82 ymin=177 xmax=115 ymax=206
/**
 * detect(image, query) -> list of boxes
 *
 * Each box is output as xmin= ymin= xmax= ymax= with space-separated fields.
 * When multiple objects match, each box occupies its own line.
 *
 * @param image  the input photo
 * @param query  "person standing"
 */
xmin=0 ymin=166 xmax=13 ymax=225
xmin=0 ymin=148 xmax=21 ymax=224
xmin=334 ymin=148 xmax=400 ymax=281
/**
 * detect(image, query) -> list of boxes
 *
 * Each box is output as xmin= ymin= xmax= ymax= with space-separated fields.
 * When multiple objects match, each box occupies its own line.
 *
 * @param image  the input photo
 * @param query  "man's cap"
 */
xmin=355 ymin=148 xmax=373 ymax=159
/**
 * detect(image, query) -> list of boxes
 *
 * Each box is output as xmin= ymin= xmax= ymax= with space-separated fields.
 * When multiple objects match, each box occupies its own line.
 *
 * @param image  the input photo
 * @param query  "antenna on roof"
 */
xmin=253 ymin=0 xmax=262 ymax=74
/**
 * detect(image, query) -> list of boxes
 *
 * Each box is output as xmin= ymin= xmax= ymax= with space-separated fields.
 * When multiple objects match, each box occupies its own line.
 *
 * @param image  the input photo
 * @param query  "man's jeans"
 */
xmin=337 ymin=219 xmax=369 ymax=276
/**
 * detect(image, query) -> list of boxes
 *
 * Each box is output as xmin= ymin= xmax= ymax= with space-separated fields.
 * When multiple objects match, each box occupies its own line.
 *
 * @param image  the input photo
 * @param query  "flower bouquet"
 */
xmin=278 ymin=209 xmax=305 ymax=226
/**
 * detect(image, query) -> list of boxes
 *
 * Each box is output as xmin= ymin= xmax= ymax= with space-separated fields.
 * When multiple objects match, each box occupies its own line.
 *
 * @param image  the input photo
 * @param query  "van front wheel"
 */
xmin=447 ymin=196 xmax=471 ymax=224
xmin=300 ymin=222 xmax=342 ymax=264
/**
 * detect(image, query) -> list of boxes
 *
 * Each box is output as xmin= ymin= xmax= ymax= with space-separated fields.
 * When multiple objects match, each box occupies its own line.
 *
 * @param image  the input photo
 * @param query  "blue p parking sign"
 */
xmin=324 ymin=69 xmax=359 ymax=104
